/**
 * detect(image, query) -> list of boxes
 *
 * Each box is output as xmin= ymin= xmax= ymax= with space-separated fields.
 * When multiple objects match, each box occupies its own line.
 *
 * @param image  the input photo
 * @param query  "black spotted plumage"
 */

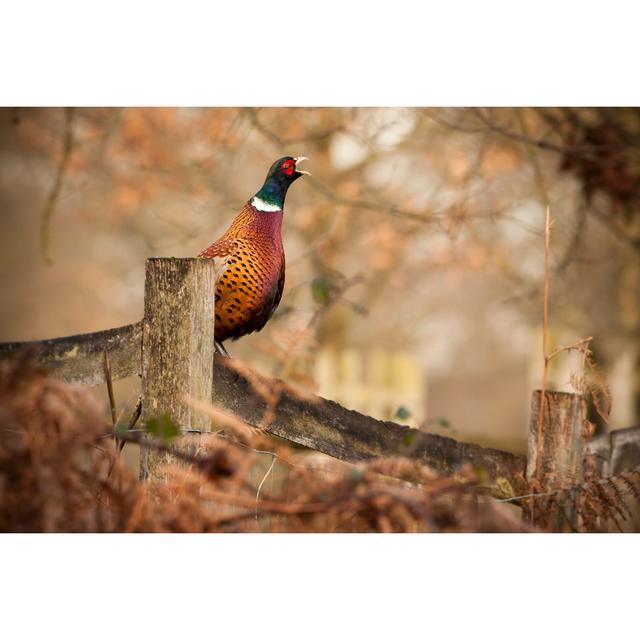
xmin=198 ymin=157 xmax=308 ymax=350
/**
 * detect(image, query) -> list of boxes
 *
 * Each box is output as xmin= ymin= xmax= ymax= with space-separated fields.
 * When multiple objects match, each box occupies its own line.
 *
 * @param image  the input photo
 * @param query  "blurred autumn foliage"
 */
xmin=0 ymin=355 xmax=532 ymax=533
xmin=1 ymin=107 xmax=639 ymax=452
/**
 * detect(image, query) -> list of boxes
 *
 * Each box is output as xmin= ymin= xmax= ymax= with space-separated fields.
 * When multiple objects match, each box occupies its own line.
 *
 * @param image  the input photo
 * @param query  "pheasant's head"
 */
xmin=253 ymin=157 xmax=309 ymax=211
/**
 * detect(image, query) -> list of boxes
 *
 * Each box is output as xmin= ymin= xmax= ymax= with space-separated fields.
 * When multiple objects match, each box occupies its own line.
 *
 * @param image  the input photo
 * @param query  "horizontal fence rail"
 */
xmin=2 ymin=257 xmax=639 ymax=507
xmin=0 ymin=321 xmax=143 ymax=385
xmin=1 ymin=319 xmax=529 ymax=497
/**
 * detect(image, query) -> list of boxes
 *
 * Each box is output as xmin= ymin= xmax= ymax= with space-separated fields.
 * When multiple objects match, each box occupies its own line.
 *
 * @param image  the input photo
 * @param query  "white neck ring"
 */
xmin=251 ymin=196 xmax=282 ymax=212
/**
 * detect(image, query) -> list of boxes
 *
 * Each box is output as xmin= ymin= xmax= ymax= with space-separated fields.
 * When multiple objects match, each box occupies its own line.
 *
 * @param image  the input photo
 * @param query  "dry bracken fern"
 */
xmin=0 ymin=355 xmax=537 ymax=533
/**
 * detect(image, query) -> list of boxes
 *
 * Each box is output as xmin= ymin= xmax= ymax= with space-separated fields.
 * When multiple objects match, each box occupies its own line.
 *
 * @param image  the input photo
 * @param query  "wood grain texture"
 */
xmin=140 ymin=258 xmax=216 ymax=479
xmin=526 ymin=390 xmax=587 ymax=529
xmin=0 ymin=321 xmax=142 ymax=385
xmin=526 ymin=390 xmax=587 ymax=486
xmin=214 ymin=357 xmax=528 ymax=498
xmin=588 ymin=424 xmax=640 ymax=477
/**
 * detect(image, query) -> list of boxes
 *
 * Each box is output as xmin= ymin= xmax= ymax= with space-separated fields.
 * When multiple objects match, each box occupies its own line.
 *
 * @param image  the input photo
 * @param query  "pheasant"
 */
xmin=199 ymin=156 xmax=309 ymax=355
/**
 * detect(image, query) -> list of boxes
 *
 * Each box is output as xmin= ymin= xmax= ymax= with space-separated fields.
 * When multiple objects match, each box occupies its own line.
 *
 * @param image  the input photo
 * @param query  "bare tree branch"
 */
xmin=40 ymin=107 xmax=75 ymax=264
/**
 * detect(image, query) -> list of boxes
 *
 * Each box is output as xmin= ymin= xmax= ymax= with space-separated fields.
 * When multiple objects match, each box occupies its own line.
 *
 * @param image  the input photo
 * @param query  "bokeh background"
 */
xmin=1 ymin=107 xmax=639 ymax=454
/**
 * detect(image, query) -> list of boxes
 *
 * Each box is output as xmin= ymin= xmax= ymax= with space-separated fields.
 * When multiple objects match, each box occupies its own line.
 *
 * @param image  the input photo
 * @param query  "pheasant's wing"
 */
xmin=198 ymin=202 xmax=254 ymax=277
xmin=198 ymin=203 xmax=284 ymax=340
xmin=199 ymin=236 xmax=238 ymax=328
xmin=198 ymin=236 xmax=236 ymax=280
xmin=199 ymin=235 xmax=252 ymax=339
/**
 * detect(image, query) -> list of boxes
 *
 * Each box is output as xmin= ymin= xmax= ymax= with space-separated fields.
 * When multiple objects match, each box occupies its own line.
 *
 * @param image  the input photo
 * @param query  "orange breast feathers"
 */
xmin=199 ymin=206 xmax=285 ymax=342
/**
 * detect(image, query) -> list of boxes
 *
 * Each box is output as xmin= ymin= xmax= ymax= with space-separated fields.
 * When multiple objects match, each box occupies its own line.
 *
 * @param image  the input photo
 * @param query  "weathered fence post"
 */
xmin=526 ymin=390 xmax=587 ymax=530
xmin=140 ymin=258 xmax=215 ymax=480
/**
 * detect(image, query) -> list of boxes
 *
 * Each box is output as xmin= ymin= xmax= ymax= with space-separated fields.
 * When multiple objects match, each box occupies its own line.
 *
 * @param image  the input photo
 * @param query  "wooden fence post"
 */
xmin=140 ymin=258 xmax=215 ymax=480
xmin=526 ymin=390 xmax=587 ymax=530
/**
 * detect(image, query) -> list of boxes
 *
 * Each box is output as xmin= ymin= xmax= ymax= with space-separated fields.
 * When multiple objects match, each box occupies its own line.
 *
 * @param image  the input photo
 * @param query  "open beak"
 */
xmin=294 ymin=157 xmax=310 ymax=176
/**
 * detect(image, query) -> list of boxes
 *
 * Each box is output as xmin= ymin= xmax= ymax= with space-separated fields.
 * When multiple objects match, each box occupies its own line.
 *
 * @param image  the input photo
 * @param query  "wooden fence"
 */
xmin=2 ymin=258 xmax=639 ymax=527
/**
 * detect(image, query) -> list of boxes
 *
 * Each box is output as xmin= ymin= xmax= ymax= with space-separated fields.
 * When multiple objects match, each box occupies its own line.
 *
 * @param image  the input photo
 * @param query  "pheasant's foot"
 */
xmin=215 ymin=340 xmax=230 ymax=357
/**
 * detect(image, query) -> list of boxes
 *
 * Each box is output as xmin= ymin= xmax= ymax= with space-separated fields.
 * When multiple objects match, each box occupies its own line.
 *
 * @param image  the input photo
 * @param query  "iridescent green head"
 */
xmin=252 ymin=157 xmax=309 ymax=211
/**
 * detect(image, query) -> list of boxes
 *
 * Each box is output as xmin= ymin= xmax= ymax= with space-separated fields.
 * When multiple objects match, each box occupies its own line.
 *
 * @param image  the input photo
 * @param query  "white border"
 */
xmin=2 ymin=1 xmax=640 ymax=105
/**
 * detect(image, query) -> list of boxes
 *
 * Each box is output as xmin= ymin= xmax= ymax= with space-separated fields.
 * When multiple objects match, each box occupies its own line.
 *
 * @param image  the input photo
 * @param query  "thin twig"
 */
xmin=470 ymin=108 xmax=610 ymax=159
xmin=255 ymin=454 xmax=277 ymax=521
xmin=501 ymin=471 xmax=640 ymax=507
xmin=546 ymin=337 xmax=593 ymax=363
xmin=243 ymin=107 xmax=342 ymax=147
xmin=103 ymin=350 xmax=117 ymax=432
xmin=117 ymin=395 xmax=142 ymax=452
xmin=555 ymin=205 xmax=588 ymax=273
xmin=40 ymin=107 xmax=75 ymax=264
xmin=535 ymin=205 xmax=552 ymax=483
xmin=105 ymin=394 xmax=142 ymax=483
xmin=515 ymin=109 xmax=550 ymax=208
xmin=589 ymin=202 xmax=640 ymax=254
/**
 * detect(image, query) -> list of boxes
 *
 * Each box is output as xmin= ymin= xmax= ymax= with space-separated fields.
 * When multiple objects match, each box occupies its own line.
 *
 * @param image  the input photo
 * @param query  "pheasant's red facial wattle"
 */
xmin=280 ymin=159 xmax=295 ymax=176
